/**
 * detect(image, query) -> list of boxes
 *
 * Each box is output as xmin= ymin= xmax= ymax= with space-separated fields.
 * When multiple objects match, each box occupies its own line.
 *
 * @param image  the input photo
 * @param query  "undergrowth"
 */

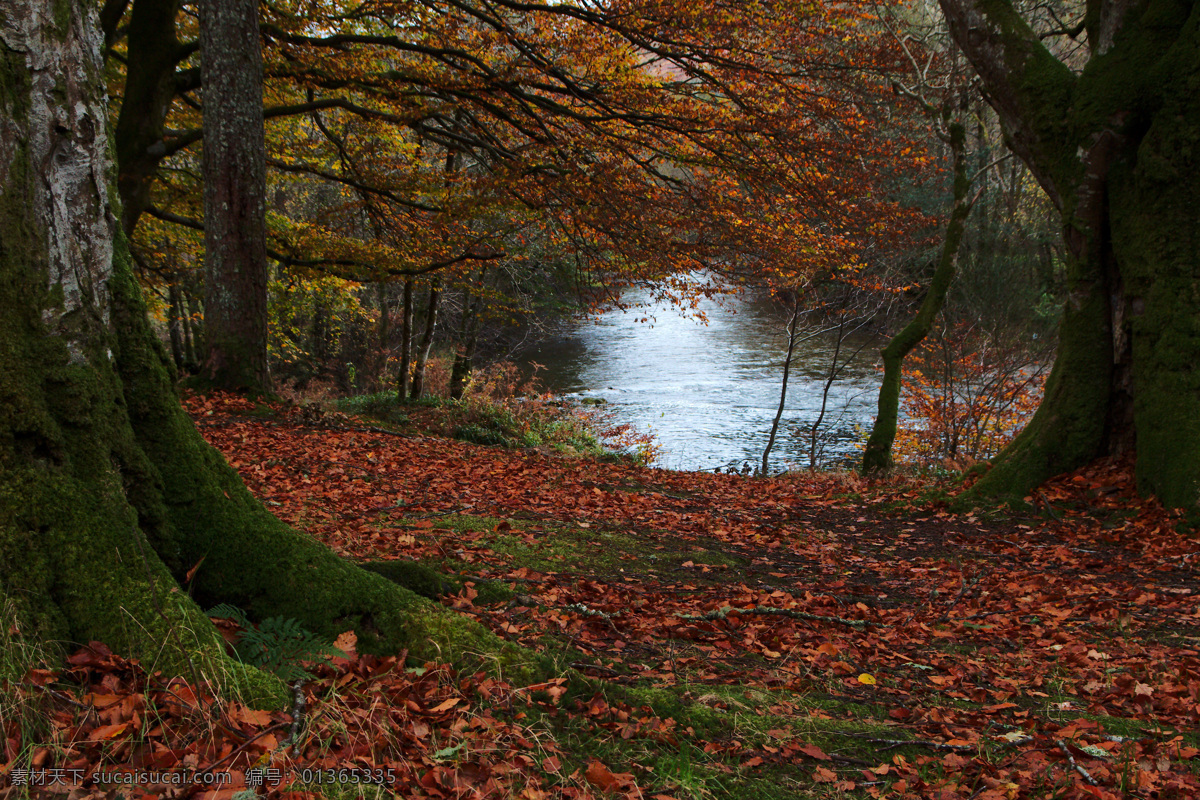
xmin=0 ymin=599 xmax=54 ymax=778
xmin=333 ymin=360 xmax=659 ymax=465
xmin=207 ymin=604 xmax=346 ymax=682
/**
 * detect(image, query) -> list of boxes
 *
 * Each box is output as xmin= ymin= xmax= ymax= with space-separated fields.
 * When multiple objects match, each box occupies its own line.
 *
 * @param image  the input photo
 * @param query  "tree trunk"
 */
xmin=863 ymin=122 xmax=974 ymax=473
xmin=449 ymin=278 xmax=485 ymax=401
xmin=937 ymin=0 xmax=1200 ymax=511
xmin=112 ymin=0 xmax=185 ymax=235
xmin=397 ymin=277 xmax=413 ymax=399
xmin=410 ymin=279 xmax=441 ymax=400
xmin=375 ymin=282 xmax=390 ymax=387
xmin=183 ymin=285 xmax=200 ymax=369
xmin=1108 ymin=76 xmax=1200 ymax=510
xmin=168 ymin=280 xmax=186 ymax=370
xmin=199 ymin=0 xmax=270 ymax=394
xmin=1 ymin=0 xmax=548 ymax=702
xmin=762 ymin=299 xmax=801 ymax=476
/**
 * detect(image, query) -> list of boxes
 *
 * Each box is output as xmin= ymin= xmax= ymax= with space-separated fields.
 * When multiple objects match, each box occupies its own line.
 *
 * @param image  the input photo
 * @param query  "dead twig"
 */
xmin=1056 ymin=739 xmax=1099 ymax=786
xmin=843 ymin=734 xmax=975 ymax=754
xmin=1036 ymin=491 xmax=1064 ymax=523
xmin=677 ymin=605 xmax=872 ymax=630
xmin=569 ymin=662 xmax=623 ymax=677
xmin=935 ymin=569 xmax=985 ymax=623
xmin=280 ymin=679 xmax=307 ymax=751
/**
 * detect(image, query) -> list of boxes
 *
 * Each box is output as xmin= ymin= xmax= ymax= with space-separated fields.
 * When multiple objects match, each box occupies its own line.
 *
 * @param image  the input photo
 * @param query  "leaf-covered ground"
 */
xmin=5 ymin=393 xmax=1199 ymax=800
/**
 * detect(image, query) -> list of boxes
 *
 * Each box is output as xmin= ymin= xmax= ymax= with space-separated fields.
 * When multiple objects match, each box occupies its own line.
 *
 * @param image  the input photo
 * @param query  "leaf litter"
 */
xmin=3 ymin=392 xmax=1197 ymax=799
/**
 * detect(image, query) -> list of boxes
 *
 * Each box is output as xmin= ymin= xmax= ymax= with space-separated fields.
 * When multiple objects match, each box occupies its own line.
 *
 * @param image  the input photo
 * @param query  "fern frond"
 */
xmin=207 ymin=603 xmax=250 ymax=627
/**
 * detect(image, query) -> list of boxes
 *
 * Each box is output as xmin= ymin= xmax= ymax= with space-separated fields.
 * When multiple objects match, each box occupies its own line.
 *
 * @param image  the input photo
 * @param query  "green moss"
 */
xmin=966 ymin=244 xmax=1113 ymax=505
xmin=359 ymin=559 xmax=463 ymax=599
xmin=100 ymin=247 xmax=562 ymax=687
xmin=962 ymin=0 xmax=1200 ymax=514
xmin=51 ymin=0 xmax=73 ymax=38
xmin=1102 ymin=1 xmax=1200 ymax=511
xmin=1 ymin=157 xmax=248 ymax=692
xmin=0 ymin=47 xmax=32 ymax=133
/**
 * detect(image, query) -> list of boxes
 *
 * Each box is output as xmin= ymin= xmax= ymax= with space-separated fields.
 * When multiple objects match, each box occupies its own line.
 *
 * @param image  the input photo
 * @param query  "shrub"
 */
xmin=335 ymin=391 xmax=410 ymax=425
xmin=894 ymin=322 xmax=1048 ymax=467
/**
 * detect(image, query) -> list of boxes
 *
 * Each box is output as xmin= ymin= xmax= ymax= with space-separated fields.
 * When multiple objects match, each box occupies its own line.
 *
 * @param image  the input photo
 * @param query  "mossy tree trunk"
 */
xmin=938 ymin=0 xmax=1200 ymax=511
xmin=863 ymin=122 xmax=976 ymax=473
xmin=1 ymin=0 xmax=547 ymax=704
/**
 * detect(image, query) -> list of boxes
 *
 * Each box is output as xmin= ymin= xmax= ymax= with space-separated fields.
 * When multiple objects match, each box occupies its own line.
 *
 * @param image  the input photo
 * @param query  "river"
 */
xmin=518 ymin=288 xmax=884 ymax=473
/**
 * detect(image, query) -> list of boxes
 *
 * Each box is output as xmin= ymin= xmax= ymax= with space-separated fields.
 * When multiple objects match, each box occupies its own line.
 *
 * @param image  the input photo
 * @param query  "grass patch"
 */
xmin=524 ymin=680 xmax=915 ymax=800
xmin=334 ymin=391 xmax=412 ymax=426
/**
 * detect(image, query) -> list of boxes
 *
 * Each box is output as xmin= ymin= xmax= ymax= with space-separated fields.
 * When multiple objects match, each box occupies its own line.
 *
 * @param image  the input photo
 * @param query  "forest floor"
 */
xmin=6 ymin=393 xmax=1199 ymax=800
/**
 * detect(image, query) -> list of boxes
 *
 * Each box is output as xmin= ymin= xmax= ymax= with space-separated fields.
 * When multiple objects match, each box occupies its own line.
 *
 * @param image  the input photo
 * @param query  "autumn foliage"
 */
xmin=113 ymin=0 xmax=936 ymax=395
xmin=893 ymin=323 xmax=1048 ymax=468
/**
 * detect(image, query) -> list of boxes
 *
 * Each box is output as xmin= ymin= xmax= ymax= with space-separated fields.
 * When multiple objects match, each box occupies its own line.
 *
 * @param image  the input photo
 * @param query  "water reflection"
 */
xmin=519 ymin=288 xmax=884 ymax=472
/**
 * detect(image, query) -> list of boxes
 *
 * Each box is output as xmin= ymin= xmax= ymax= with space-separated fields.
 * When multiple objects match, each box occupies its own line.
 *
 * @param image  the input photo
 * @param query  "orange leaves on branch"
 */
xmin=894 ymin=322 xmax=1047 ymax=467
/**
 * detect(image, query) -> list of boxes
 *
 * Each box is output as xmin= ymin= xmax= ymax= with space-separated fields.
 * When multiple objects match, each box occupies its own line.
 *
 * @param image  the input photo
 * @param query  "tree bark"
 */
xmin=762 ymin=299 xmax=801 ymax=476
xmin=199 ymin=0 xmax=270 ymax=394
xmin=449 ymin=277 xmax=486 ymax=400
xmin=863 ymin=122 xmax=975 ymax=473
xmin=410 ymin=279 xmax=441 ymax=400
xmin=168 ymin=279 xmax=186 ymax=370
xmin=397 ymin=277 xmax=413 ymax=399
xmin=937 ymin=0 xmax=1200 ymax=510
xmin=375 ymin=281 xmax=390 ymax=387
xmin=183 ymin=284 xmax=200 ymax=369
xmin=112 ymin=0 xmax=186 ymax=235
xmin=1 ymin=0 xmax=548 ymax=701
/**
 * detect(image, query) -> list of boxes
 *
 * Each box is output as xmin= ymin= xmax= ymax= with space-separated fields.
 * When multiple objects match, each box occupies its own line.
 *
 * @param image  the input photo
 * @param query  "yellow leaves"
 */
xmin=857 ymin=673 xmax=877 ymax=685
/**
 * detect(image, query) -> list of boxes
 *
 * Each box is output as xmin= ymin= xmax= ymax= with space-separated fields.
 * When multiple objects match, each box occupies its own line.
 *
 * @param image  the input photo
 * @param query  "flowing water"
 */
xmin=519 ymin=288 xmax=885 ymax=473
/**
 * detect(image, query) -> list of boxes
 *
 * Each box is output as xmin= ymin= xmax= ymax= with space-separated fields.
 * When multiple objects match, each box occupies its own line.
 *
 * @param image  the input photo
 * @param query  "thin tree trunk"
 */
xmin=397 ymin=277 xmax=413 ymax=399
xmin=199 ymin=0 xmax=270 ymax=393
xmin=809 ymin=316 xmax=846 ymax=469
xmin=863 ymin=122 xmax=976 ymax=473
xmin=450 ymin=321 xmax=481 ymax=401
xmin=762 ymin=299 xmax=802 ymax=476
xmin=168 ymin=279 xmax=186 ymax=370
xmin=450 ymin=275 xmax=486 ymax=400
xmin=183 ymin=287 xmax=200 ymax=369
xmin=410 ymin=144 xmax=458 ymax=400
xmin=410 ymin=279 xmax=441 ymax=400
xmin=449 ymin=290 xmax=473 ymax=401
xmin=376 ymin=282 xmax=390 ymax=388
